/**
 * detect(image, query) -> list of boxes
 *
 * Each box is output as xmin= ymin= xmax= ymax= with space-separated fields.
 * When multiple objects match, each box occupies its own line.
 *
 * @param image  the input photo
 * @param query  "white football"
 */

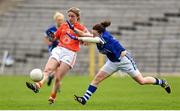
xmin=30 ymin=68 xmax=43 ymax=82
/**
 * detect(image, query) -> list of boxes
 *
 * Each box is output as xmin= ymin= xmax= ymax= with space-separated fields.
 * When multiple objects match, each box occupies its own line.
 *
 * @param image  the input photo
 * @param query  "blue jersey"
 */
xmin=45 ymin=25 xmax=59 ymax=52
xmin=96 ymin=31 xmax=125 ymax=62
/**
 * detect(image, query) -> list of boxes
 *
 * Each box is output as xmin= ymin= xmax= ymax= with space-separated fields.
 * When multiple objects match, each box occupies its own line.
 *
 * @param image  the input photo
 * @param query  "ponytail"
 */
xmin=93 ymin=20 xmax=111 ymax=34
xmin=100 ymin=20 xmax=111 ymax=28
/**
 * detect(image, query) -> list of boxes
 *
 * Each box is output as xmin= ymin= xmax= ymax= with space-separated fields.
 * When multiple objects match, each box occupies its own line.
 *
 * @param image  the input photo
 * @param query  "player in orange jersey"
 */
xmin=26 ymin=7 xmax=90 ymax=104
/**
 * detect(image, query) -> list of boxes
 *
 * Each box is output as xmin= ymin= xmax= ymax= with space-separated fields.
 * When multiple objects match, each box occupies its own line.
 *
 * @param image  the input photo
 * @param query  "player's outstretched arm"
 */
xmin=66 ymin=33 xmax=104 ymax=44
xmin=78 ymin=37 xmax=105 ymax=44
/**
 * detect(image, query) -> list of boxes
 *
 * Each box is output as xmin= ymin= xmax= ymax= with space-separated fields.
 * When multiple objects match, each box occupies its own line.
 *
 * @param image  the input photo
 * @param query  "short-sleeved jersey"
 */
xmin=55 ymin=22 xmax=86 ymax=52
xmin=44 ymin=25 xmax=59 ymax=52
xmin=97 ymin=30 xmax=126 ymax=62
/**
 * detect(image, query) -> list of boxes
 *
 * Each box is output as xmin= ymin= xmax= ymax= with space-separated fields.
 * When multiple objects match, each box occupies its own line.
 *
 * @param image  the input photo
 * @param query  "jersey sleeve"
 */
xmin=44 ymin=28 xmax=50 ymax=37
xmin=44 ymin=32 xmax=48 ymax=38
xmin=82 ymin=26 xmax=88 ymax=32
xmin=75 ymin=23 xmax=87 ymax=33
xmin=44 ymin=26 xmax=57 ymax=41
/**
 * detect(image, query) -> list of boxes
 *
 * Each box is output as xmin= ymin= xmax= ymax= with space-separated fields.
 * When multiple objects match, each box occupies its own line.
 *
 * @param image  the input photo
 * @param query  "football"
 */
xmin=30 ymin=68 xmax=43 ymax=82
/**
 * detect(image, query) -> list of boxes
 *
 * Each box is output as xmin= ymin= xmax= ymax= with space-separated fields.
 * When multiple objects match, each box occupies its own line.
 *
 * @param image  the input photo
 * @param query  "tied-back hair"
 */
xmin=93 ymin=20 xmax=111 ymax=34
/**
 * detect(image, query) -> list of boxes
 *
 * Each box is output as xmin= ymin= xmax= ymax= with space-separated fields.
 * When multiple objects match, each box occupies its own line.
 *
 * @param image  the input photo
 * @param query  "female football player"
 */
xmin=26 ymin=7 xmax=90 ymax=104
xmin=66 ymin=20 xmax=171 ymax=105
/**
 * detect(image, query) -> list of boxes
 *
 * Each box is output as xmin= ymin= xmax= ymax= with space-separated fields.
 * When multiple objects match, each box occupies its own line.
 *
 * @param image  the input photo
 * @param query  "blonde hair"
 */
xmin=53 ymin=11 xmax=64 ymax=21
xmin=67 ymin=7 xmax=81 ymax=22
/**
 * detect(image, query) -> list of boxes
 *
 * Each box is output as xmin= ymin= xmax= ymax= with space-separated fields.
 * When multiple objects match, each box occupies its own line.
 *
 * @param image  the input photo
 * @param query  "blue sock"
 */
xmin=154 ymin=78 xmax=163 ymax=85
xmin=83 ymin=85 xmax=97 ymax=101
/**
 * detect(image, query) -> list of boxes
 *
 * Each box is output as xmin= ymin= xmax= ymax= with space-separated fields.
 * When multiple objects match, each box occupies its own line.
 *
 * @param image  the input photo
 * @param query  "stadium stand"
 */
xmin=0 ymin=0 xmax=180 ymax=75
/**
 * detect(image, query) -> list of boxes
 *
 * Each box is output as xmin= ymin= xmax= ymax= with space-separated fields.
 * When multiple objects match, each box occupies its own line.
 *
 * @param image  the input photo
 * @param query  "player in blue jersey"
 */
xmin=66 ymin=20 xmax=171 ymax=105
xmin=45 ymin=26 xmax=58 ymax=54
xmin=44 ymin=12 xmax=64 ymax=86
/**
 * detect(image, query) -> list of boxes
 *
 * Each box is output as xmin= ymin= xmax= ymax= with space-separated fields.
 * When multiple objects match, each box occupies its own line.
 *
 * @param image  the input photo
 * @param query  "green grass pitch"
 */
xmin=0 ymin=74 xmax=179 ymax=110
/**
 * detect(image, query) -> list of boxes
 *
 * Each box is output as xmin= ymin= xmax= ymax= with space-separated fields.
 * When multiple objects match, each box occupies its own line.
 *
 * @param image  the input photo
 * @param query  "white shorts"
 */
xmin=49 ymin=46 xmax=77 ymax=68
xmin=100 ymin=53 xmax=139 ymax=77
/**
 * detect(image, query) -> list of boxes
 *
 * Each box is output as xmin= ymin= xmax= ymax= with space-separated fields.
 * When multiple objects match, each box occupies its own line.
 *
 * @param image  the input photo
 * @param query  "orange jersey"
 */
xmin=55 ymin=22 xmax=86 ymax=52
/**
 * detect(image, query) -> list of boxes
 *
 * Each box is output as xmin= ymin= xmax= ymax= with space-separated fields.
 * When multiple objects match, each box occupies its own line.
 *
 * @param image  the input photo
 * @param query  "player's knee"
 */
xmin=44 ymin=67 xmax=54 ymax=74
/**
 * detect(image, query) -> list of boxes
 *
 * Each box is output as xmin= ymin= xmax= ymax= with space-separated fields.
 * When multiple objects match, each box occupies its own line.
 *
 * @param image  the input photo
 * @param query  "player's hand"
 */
xmin=66 ymin=20 xmax=74 ymax=30
xmin=66 ymin=33 xmax=78 ymax=40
